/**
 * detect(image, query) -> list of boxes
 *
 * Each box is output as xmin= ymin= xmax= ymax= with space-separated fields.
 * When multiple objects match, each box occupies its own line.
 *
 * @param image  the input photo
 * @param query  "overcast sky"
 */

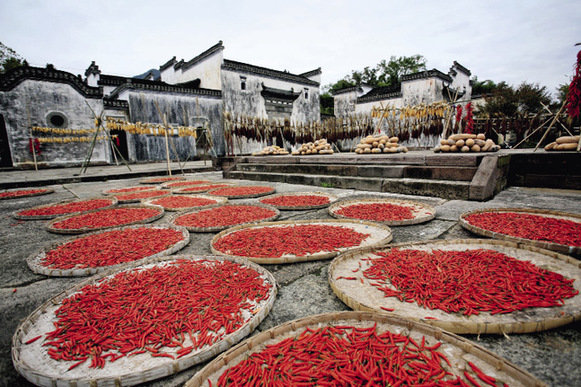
xmin=1 ymin=0 xmax=580 ymax=98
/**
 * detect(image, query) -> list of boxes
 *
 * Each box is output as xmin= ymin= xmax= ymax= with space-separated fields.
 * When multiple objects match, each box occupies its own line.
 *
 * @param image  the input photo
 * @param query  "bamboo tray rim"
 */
xmin=142 ymin=194 xmax=228 ymax=211
xmin=27 ymin=223 xmax=190 ymax=277
xmin=45 ymin=204 xmax=165 ymax=235
xmin=13 ymin=196 xmax=118 ymax=220
xmin=185 ymin=311 xmax=547 ymax=387
xmin=459 ymin=207 xmax=581 ymax=255
xmin=12 ymin=254 xmax=277 ymax=387
xmin=0 ymin=188 xmax=54 ymax=200
xmin=258 ymin=191 xmax=339 ymax=210
xmin=168 ymin=203 xmax=280 ymax=232
xmin=160 ymin=180 xmax=212 ymax=189
xmin=211 ymin=218 xmax=393 ymax=264
xmin=139 ymin=176 xmax=187 ymax=184
xmin=328 ymin=238 xmax=581 ymax=335
xmin=112 ymin=189 xmax=171 ymax=204
xmin=328 ymin=197 xmax=435 ymax=226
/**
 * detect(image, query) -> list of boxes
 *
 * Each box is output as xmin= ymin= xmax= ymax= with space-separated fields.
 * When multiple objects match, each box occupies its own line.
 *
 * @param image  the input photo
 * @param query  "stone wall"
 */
xmin=0 ymin=80 xmax=107 ymax=168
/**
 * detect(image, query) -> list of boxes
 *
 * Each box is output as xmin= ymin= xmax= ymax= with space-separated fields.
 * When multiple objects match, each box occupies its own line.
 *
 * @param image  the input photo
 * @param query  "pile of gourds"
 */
xmin=291 ymin=139 xmax=334 ymax=155
xmin=354 ymin=135 xmax=408 ymax=154
xmin=544 ymin=136 xmax=580 ymax=151
xmin=251 ymin=145 xmax=289 ymax=156
xmin=433 ymin=133 xmax=500 ymax=153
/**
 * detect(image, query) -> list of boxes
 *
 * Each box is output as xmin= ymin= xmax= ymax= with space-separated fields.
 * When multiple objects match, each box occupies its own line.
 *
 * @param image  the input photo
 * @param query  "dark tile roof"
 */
xmin=357 ymin=85 xmax=402 ymax=103
xmin=401 ymin=69 xmax=453 ymax=83
xmin=177 ymin=41 xmax=224 ymax=71
xmin=222 ymin=59 xmax=319 ymax=87
xmin=452 ymin=61 xmax=471 ymax=76
xmin=0 ymin=65 xmax=102 ymax=98
xmin=107 ymin=79 xmax=221 ymax=99
xmin=331 ymin=85 xmax=361 ymax=96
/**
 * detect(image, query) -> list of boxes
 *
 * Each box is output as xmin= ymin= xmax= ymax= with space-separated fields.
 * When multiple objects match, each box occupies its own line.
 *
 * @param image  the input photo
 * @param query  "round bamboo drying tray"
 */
xmin=142 ymin=194 xmax=228 ymax=211
xmin=160 ymin=180 xmax=211 ymax=190
xmin=211 ymin=218 xmax=392 ymax=264
xmin=102 ymin=185 xmax=157 ymax=195
xmin=13 ymin=197 xmax=118 ymax=220
xmin=459 ymin=208 xmax=581 ymax=255
xmin=328 ymin=239 xmax=581 ymax=335
xmin=168 ymin=203 xmax=280 ymax=232
xmin=12 ymin=254 xmax=277 ymax=387
xmin=328 ymin=197 xmax=435 ymax=226
xmin=139 ymin=176 xmax=186 ymax=184
xmin=206 ymin=185 xmax=276 ymax=199
xmin=113 ymin=189 xmax=170 ymax=204
xmin=0 ymin=188 xmax=54 ymax=200
xmin=185 ymin=311 xmax=546 ymax=387
xmin=46 ymin=204 xmax=165 ymax=235
xmin=258 ymin=191 xmax=338 ymax=210
xmin=172 ymin=183 xmax=235 ymax=195
xmin=27 ymin=224 xmax=190 ymax=277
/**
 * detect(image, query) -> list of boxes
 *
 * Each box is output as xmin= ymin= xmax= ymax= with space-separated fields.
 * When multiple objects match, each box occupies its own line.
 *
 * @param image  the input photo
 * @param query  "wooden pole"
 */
xmin=26 ymin=105 xmax=38 ymax=171
xmin=534 ymin=102 xmax=566 ymax=151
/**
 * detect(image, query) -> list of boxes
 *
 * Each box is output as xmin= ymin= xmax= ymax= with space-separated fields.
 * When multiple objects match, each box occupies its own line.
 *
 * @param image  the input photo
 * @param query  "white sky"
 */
xmin=1 ymin=0 xmax=580 ymax=98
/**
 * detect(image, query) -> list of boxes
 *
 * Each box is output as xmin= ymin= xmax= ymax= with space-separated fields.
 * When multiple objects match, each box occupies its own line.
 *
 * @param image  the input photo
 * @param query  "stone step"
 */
xmin=224 ymin=170 xmax=472 ymax=200
xmin=235 ymin=163 xmax=478 ymax=181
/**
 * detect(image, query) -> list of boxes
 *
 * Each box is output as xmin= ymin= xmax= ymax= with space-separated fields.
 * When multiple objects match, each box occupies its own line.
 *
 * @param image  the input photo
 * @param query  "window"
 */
xmin=240 ymin=76 xmax=247 ymax=90
xmin=304 ymin=88 xmax=309 ymax=100
xmin=46 ymin=112 xmax=68 ymax=128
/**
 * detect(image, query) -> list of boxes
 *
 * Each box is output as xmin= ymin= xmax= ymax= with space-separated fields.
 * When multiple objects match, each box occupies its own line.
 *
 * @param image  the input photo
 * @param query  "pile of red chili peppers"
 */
xmin=179 ymin=184 xmax=232 ymax=193
xmin=113 ymin=190 xmax=168 ymax=202
xmin=37 ymin=259 xmax=271 ymax=369
xmin=51 ymin=207 xmax=162 ymax=230
xmin=174 ymin=205 xmax=277 ymax=228
xmin=216 ymin=325 xmax=504 ymax=386
xmin=208 ymin=186 xmax=273 ymax=197
xmin=17 ymin=198 xmax=114 ymax=217
xmin=163 ymin=180 xmax=210 ymax=188
xmin=335 ymin=203 xmax=417 ymax=222
xmin=0 ymin=189 xmax=50 ymax=199
xmin=213 ymin=225 xmax=370 ymax=258
xmin=362 ymin=248 xmax=578 ymax=315
xmin=260 ymin=194 xmax=330 ymax=207
xmin=41 ymin=227 xmax=185 ymax=269
xmin=149 ymin=196 xmax=218 ymax=209
xmin=464 ymin=212 xmax=581 ymax=247
xmin=105 ymin=186 xmax=156 ymax=194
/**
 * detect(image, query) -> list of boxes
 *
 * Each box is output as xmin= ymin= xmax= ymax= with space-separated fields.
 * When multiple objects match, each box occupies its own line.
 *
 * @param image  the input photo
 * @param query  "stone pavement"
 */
xmin=0 ymin=167 xmax=580 ymax=386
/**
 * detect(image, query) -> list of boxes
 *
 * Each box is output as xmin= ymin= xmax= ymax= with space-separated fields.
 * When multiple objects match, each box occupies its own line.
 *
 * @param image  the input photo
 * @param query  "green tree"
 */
xmin=480 ymin=81 xmax=552 ymax=117
xmin=0 ymin=42 xmax=26 ymax=73
xmin=328 ymin=55 xmax=427 ymax=93
xmin=471 ymin=77 xmax=497 ymax=96
xmin=320 ymin=92 xmax=334 ymax=116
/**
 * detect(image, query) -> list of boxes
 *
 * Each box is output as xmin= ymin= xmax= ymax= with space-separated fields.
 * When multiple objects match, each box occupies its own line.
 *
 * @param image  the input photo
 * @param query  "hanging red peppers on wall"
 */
xmin=565 ymin=50 xmax=581 ymax=120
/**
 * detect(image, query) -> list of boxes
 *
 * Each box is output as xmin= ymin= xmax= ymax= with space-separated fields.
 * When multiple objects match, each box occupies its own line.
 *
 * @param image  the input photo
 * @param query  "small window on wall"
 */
xmin=46 ymin=112 xmax=68 ymax=128
xmin=240 ymin=76 xmax=247 ymax=90
xmin=304 ymin=88 xmax=309 ymax=100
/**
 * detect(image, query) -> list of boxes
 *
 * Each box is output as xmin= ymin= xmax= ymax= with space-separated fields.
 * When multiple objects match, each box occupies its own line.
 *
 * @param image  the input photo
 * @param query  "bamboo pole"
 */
xmin=534 ymin=102 xmax=566 ymax=151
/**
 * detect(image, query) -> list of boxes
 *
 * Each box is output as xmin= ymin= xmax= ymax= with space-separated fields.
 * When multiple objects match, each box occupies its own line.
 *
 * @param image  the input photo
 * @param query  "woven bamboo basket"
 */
xmin=160 ymin=180 xmax=211 ymax=190
xmin=206 ymin=186 xmax=276 ymax=199
xmin=328 ymin=238 xmax=581 ymax=335
xmin=27 ymin=224 xmax=190 ymax=277
xmin=138 ymin=176 xmax=186 ymax=184
xmin=46 ymin=204 xmax=165 ymax=235
xmin=12 ymin=254 xmax=277 ymax=387
xmin=13 ymin=196 xmax=118 ymax=220
xmin=211 ymin=218 xmax=393 ymax=264
xmin=0 ymin=188 xmax=54 ymax=200
xmin=258 ymin=191 xmax=338 ymax=210
xmin=168 ymin=203 xmax=280 ymax=233
xmin=102 ymin=185 xmax=158 ymax=196
xmin=142 ymin=194 xmax=228 ymax=211
xmin=459 ymin=207 xmax=581 ymax=255
xmin=185 ymin=311 xmax=546 ymax=387
xmin=172 ymin=183 xmax=235 ymax=195
xmin=328 ymin=197 xmax=435 ymax=226
xmin=113 ymin=189 xmax=170 ymax=204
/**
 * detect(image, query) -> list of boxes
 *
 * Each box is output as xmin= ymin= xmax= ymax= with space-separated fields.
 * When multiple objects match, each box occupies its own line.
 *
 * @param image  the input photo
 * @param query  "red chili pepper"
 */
xmin=17 ymin=198 xmax=115 ymax=217
xmin=51 ymin=207 xmax=162 ymax=230
xmin=259 ymin=195 xmax=330 ymax=207
xmin=0 ymin=189 xmax=50 ymax=199
xmin=335 ymin=203 xmax=418 ymax=222
xmin=207 ymin=186 xmax=273 ymax=197
xmin=148 ymin=196 xmax=217 ymax=209
xmin=174 ymin=205 xmax=276 ymax=228
xmin=104 ymin=186 xmax=157 ymax=194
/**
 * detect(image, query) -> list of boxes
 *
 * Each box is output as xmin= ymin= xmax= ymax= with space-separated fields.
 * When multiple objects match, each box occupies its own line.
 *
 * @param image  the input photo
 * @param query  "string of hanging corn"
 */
xmin=104 ymin=118 xmax=199 ymax=138
xmin=36 ymin=135 xmax=118 ymax=143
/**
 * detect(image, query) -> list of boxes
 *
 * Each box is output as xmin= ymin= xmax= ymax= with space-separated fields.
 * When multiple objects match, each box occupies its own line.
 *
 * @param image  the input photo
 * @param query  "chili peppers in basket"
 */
xmin=216 ymin=325 xmax=505 ymax=386
xmin=259 ymin=194 xmax=330 ymax=207
xmin=51 ymin=207 xmax=162 ymax=230
xmin=213 ymin=224 xmax=370 ymax=258
xmin=464 ymin=212 xmax=581 ymax=247
xmin=17 ymin=199 xmax=114 ymax=217
xmin=363 ymin=248 xmax=578 ymax=316
xmin=174 ymin=205 xmax=276 ymax=228
xmin=37 ymin=259 xmax=272 ymax=369
xmin=335 ymin=203 xmax=416 ymax=222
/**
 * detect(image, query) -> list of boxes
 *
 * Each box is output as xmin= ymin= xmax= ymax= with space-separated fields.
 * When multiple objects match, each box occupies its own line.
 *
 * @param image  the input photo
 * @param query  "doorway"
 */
xmin=0 ymin=114 xmax=13 ymax=168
